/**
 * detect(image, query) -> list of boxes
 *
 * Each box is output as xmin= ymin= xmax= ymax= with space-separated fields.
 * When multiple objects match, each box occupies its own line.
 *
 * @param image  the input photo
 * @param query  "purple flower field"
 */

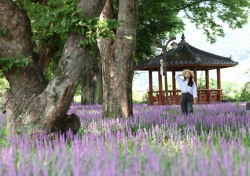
xmin=0 ymin=103 xmax=249 ymax=176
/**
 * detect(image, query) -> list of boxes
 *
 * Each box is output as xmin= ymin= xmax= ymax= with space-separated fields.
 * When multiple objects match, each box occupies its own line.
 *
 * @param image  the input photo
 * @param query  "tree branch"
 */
xmin=174 ymin=0 xmax=226 ymax=12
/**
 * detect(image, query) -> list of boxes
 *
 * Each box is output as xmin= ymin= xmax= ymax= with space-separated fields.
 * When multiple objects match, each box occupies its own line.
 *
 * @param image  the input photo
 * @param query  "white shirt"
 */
xmin=175 ymin=75 xmax=198 ymax=99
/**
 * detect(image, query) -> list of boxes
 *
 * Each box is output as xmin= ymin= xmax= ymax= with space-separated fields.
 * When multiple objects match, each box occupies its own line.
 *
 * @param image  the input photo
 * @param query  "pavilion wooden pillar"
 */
xmin=158 ymin=68 xmax=163 ymax=105
xmin=205 ymin=69 xmax=210 ymax=103
xmin=149 ymin=69 xmax=153 ymax=96
xmin=158 ymin=69 xmax=162 ymax=91
xmin=216 ymin=67 xmax=221 ymax=89
xmin=205 ymin=69 xmax=209 ymax=89
xmin=216 ymin=67 xmax=222 ymax=101
xmin=172 ymin=71 xmax=176 ymax=95
xmin=193 ymin=68 xmax=197 ymax=84
xmin=193 ymin=68 xmax=198 ymax=104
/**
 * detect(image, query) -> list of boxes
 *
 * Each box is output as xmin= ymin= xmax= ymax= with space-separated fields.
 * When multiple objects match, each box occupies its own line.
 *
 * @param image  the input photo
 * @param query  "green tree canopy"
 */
xmin=135 ymin=0 xmax=250 ymax=62
xmin=15 ymin=0 xmax=250 ymax=65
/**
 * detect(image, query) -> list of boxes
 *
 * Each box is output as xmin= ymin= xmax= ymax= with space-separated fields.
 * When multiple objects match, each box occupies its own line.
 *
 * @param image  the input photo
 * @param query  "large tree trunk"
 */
xmin=97 ymin=58 xmax=103 ymax=104
xmin=35 ymin=34 xmax=62 ymax=72
xmin=0 ymin=0 xmax=105 ymax=135
xmin=81 ymin=47 xmax=100 ymax=105
xmin=98 ymin=0 xmax=138 ymax=118
xmin=81 ymin=71 xmax=96 ymax=104
xmin=81 ymin=58 xmax=96 ymax=105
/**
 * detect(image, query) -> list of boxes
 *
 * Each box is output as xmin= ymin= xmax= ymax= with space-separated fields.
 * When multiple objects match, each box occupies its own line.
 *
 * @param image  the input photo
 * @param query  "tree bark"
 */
xmin=81 ymin=56 xmax=96 ymax=105
xmin=0 ymin=0 xmax=47 ymax=120
xmin=35 ymin=34 xmax=62 ymax=73
xmin=0 ymin=0 xmax=105 ymax=135
xmin=81 ymin=47 xmax=101 ymax=105
xmin=97 ymin=58 xmax=103 ymax=104
xmin=81 ymin=73 xmax=96 ymax=105
xmin=98 ymin=0 xmax=138 ymax=118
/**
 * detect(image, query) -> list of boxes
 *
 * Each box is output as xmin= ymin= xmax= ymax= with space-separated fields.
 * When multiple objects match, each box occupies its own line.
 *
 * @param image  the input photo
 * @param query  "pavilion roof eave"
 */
xmin=135 ymin=66 xmax=159 ymax=71
xmin=168 ymin=63 xmax=238 ymax=68
xmin=135 ymin=34 xmax=239 ymax=71
xmin=134 ymin=63 xmax=238 ymax=71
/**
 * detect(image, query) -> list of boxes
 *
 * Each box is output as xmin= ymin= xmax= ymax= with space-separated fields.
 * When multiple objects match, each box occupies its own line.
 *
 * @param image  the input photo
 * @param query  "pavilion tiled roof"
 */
xmin=135 ymin=35 xmax=238 ymax=70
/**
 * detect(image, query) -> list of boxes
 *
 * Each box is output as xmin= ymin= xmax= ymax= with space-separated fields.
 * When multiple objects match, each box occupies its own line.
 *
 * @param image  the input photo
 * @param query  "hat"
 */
xmin=182 ymin=69 xmax=194 ymax=78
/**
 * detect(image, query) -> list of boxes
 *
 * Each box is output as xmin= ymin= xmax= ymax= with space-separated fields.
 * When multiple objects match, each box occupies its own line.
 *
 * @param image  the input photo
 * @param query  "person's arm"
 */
xmin=175 ymin=74 xmax=183 ymax=86
xmin=192 ymin=82 xmax=198 ymax=103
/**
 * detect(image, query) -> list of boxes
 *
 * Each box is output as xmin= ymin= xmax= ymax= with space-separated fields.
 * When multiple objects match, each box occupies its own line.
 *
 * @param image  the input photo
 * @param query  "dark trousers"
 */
xmin=180 ymin=93 xmax=194 ymax=115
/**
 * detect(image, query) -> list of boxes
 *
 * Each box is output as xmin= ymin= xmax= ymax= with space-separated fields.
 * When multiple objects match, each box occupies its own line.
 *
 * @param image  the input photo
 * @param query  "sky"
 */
xmin=133 ymin=17 xmax=250 ymax=92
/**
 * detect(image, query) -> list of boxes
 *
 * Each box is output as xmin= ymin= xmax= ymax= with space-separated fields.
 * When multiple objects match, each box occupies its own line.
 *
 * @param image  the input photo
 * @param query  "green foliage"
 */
xmin=0 ymin=126 xmax=9 ymax=150
xmin=136 ymin=0 xmax=250 ymax=63
xmin=78 ymin=18 xmax=117 ymax=47
xmin=222 ymin=81 xmax=238 ymax=95
xmin=0 ymin=56 xmax=31 ymax=72
xmin=17 ymin=0 xmax=117 ymax=48
xmin=15 ymin=0 xmax=117 ymax=80
xmin=0 ymin=56 xmax=29 ymax=98
xmin=74 ymin=84 xmax=82 ymax=97
xmin=0 ymin=77 xmax=9 ymax=98
xmin=183 ymin=0 xmax=250 ymax=43
xmin=135 ymin=0 xmax=184 ymax=62
xmin=236 ymin=82 xmax=250 ymax=102
xmin=235 ymin=67 xmax=250 ymax=102
xmin=222 ymin=94 xmax=237 ymax=102
xmin=132 ymin=91 xmax=149 ymax=104
xmin=0 ymin=26 xmax=7 ymax=36
xmin=197 ymin=77 xmax=217 ymax=89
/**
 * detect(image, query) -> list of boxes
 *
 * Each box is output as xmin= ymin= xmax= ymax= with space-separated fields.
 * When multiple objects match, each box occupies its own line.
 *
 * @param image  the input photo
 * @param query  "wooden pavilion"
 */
xmin=135 ymin=34 xmax=238 ymax=105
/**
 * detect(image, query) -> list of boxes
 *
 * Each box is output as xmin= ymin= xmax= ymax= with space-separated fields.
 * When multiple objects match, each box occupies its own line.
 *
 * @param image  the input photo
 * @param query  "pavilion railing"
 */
xmin=148 ymin=89 xmax=223 ymax=105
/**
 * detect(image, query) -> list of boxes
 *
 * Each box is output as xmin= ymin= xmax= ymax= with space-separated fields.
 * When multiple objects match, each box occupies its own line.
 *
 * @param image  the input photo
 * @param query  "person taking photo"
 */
xmin=175 ymin=69 xmax=198 ymax=115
